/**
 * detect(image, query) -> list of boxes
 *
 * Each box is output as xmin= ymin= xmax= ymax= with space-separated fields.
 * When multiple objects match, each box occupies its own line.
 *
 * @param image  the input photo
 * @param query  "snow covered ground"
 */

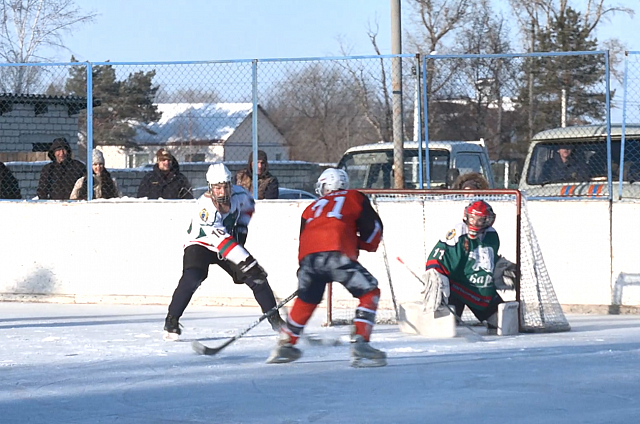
xmin=1 ymin=302 xmax=640 ymax=424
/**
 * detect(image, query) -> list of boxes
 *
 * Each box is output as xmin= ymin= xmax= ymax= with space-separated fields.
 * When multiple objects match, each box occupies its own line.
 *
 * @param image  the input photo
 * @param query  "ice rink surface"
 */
xmin=1 ymin=302 xmax=640 ymax=424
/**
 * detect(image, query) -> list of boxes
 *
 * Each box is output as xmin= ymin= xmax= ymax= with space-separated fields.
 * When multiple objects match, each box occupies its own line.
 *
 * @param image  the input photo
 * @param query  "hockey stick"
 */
xmin=191 ymin=290 xmax=298 ymax=356
xmin=370 ymin=194 xmax=399 ymax=322
xmin=395 ymin=257 xmax=486 ymax=340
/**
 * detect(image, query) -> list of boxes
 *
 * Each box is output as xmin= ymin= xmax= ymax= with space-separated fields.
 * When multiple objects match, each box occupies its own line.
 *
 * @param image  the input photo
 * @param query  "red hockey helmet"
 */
xmin=463 ymin=200 xmax=496 ymax=239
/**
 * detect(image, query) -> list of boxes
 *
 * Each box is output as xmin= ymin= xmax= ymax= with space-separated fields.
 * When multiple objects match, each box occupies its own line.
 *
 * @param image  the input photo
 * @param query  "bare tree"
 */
xmin=264 ymin=63 xmax=375 ymax=163
xmin=339 ymin=21 xmax=394 ymax=143
xmin=0 ymin=0 xmax=97 ymax=93
xmin=442 ymin=0 xmax=522 ymax=159
xmin=403 ymin=0 xmax=473 ymax=135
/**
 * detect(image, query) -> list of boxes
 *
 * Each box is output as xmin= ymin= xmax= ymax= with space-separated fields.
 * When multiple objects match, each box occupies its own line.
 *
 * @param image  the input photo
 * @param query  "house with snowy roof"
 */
xmin=99 ymin=103 xmax=289 ymax=168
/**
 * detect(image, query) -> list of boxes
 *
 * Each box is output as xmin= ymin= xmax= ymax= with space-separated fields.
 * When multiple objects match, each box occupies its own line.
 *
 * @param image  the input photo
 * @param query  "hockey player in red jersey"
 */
xmin=423 ymin=200 xmax=516 ymax=333
xmin=163 ymin=162 xmax=284 ymax=341
xmin=266 ymin=168 xmax=387 ymax=367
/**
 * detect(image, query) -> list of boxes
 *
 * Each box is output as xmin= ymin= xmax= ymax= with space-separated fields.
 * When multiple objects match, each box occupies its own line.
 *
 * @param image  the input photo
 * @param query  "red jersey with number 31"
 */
xmin=298 ymin=189 xmax=383 ymax=262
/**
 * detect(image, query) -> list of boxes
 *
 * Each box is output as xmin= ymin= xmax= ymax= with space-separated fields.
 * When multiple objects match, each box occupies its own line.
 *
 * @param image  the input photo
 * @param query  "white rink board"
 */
xmin=0 ymin=197 xmax=637 ymax=308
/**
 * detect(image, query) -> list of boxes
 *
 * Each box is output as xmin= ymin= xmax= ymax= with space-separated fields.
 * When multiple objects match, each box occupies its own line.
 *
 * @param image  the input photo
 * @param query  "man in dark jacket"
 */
xmin=0 ymin=162 xmax=21 ymax=199
xmin=36 ymin=137 xmax=86 ymax=200
xmin=540 ymin=145 xmax=589 ymax=183
xmin=137 ymin=148 xmax=193 ymax=199
xmin=235 ymin=150 xmax=279 ymax=199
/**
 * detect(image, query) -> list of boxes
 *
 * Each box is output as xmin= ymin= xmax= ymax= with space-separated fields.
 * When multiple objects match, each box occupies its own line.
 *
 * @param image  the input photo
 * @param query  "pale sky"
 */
xmin=54 ymin=0 xmax=639 ymax=63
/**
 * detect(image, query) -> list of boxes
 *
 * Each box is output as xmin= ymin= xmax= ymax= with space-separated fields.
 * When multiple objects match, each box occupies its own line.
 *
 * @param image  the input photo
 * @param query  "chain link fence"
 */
xmin=5 ymin=51 xmax=640 ymax=201
xmin=424 ymin=51 xmax=613 ymax=198
xmin=619 ymin=52 xmax=640 ymax=199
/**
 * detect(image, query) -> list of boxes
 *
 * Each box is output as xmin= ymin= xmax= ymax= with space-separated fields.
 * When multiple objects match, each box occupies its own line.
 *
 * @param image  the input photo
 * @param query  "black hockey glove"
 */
xmin=232 ymin=225 xmax=248 ymax=246
xmin=238 ymin=255 xmax=267 ymax=285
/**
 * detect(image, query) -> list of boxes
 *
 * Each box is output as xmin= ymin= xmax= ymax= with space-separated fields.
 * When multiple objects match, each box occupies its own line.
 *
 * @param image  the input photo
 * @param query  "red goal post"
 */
xmin=324 ymin=189 xmax=570 ymax=333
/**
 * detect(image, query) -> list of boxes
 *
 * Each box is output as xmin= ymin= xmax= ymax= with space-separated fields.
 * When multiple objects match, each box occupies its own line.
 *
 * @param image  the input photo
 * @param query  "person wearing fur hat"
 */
xmin=137 ymin=148 xmax=193 ymax=199
xmin=452 ymin=172 xmax=490 ymax=190
xmin=36 ymin=137 xmax=86 ymax=200
xmin=70 ymin=149 xmax=121 ymax=200
xmin=235 ymin=149 xmax=279 ymax=199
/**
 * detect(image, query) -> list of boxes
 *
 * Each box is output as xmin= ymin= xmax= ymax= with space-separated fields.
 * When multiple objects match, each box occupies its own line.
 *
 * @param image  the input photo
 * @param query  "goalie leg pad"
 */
xmin=422 ymin=269 xmax=450 ymax=313
xmin=497 ymin=301 xmax=519 ymax=336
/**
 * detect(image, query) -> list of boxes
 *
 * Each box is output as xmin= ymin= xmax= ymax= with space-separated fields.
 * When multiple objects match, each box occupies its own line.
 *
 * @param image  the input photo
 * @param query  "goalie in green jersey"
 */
xmin=423 ymin=200 xmax=516 ymax=332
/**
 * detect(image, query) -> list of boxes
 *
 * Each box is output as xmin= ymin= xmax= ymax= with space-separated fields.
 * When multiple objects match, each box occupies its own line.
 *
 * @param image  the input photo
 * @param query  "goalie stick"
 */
xmin=395 ymin=256 xmax=486 ymax=341
xmin=192 ymin=290 xmax=298 ymax=356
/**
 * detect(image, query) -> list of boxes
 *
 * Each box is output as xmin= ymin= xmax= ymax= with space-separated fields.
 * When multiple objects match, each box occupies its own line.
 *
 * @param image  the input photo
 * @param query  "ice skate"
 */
xmin=163 ymin=314 xmax=182 ymax=341
xmin=266 ymin=332 xmax=302 ymax=364
xmin=267 ymin=312 xmax=286 ymax=332
xmin=350 ymin=335 xmax=387 ymax=368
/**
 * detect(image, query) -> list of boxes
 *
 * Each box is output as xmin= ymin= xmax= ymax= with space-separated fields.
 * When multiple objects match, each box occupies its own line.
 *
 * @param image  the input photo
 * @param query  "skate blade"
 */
xmin=265 ymin=354 xmax=299 ymax=364
xmin=266 ymin=348 xmax=302 ymax=364
xmin=350 ymin=357 xmax=387 ymax=368
xmin=163 ymin=331 xmax=180 ymax=342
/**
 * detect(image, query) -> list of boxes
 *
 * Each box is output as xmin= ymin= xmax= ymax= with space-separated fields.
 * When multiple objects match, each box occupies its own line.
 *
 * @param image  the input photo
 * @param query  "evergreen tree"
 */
xmin=65 ymin=57 xmax=161 ymax=147
xmin=517 ymin=7 xmax=607 ymax=138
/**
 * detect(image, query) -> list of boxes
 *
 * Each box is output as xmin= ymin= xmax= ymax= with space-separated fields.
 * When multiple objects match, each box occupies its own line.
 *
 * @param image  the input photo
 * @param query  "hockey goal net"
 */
xmin=323 ymin=189 xmax=570 ymax=333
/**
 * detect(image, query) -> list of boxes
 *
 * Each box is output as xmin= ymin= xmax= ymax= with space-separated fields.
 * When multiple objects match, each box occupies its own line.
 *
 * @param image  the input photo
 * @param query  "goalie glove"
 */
xmin=493 ymin=256 xmax=516 ymax=290
xmin=421 ymin=268 xmax=450 ymax=313
xmin=238 ymin=255 xmax=267 ymax=285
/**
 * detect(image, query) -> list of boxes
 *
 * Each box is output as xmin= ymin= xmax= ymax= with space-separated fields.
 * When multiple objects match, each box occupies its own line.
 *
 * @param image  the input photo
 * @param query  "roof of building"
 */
xmin=532 ymin=124 xmax=640 ymax=141
xmin=134 ymin=103 xmax=256 ymax=145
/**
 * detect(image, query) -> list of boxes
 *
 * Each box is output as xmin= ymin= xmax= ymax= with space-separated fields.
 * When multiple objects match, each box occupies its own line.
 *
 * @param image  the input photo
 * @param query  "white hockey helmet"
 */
xmin=315 ymin=168 xmax=349 ymax=196
xmin=206 ymin=163 xmax=232 ymax=205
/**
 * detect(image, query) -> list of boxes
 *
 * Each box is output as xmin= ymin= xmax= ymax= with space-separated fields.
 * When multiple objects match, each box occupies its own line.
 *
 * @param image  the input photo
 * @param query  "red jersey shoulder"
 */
xmin=302 ymin=189 xmax=364 ymax=220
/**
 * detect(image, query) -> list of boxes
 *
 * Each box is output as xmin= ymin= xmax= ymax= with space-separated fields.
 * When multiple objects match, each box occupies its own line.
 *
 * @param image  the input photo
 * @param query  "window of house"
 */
xmin=185 ymin=153 xmax=205 ymax=162
xmin=128 ymin=153 xmax=151 ymax=168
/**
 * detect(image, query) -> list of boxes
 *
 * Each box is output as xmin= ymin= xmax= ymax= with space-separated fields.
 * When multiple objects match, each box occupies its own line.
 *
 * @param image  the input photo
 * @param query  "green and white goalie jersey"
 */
xmin=426 ymin=222 xmax=501 ymax=312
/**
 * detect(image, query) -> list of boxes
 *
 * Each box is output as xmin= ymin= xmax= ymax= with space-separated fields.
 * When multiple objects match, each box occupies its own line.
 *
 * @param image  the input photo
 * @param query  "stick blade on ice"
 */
xmin=192 ymin=340 xmax=221 ymax=356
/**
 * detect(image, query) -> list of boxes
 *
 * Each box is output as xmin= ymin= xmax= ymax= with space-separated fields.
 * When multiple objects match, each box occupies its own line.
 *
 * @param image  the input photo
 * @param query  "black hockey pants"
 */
xmin=167 ymin=245 xmax=278 ymax=318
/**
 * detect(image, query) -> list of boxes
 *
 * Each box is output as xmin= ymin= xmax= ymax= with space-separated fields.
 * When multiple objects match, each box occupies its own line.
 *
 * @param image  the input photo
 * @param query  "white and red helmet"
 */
xmin=463 ymin=200 xmax=496 ymax=239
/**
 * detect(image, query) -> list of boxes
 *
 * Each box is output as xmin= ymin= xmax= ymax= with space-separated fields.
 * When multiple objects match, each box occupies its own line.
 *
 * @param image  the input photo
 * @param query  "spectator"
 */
xmin=36 ymin=137 xmax=85 ymax=200
xmin=452 ymin=172 xmax=490 ymax=190
xmin=0 ymin=161 xmax=21 ymax=199
xmin=235 ymin=150 xmax=279 ymax=199
xmin=70 ymin=149 xmax=121 ymax=200
xmin=137 ymin=148 xmax=193 ymax=199
xmin=540 ymin=145 xmax=589 ymax=183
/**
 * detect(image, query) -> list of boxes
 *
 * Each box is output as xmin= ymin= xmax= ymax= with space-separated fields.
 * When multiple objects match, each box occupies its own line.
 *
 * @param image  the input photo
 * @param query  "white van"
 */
xmin=337 ymin=140 xmax=495 ymax=189
xmin=519 ymin=124 xmax=640 ymax=198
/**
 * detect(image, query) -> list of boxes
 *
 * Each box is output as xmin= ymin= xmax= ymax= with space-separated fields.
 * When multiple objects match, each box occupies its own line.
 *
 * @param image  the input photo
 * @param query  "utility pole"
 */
xmin=391 ymin=0 xmax=405 ymax=188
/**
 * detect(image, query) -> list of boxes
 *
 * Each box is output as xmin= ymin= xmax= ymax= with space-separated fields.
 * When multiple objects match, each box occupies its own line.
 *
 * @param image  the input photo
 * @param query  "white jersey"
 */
xmin=184 ymin=185 xmax=255 ymax=265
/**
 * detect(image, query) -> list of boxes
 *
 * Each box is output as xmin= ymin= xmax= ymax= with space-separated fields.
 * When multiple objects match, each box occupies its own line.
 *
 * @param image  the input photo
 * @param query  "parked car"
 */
xmin=277 ymin=187 xmax=317 ymax=200
xmin=337 ymin=140 xmax=496 ymax=189
xmin=519 ymin=124 xmax=640 ymax=198
xmin=191 ymin=186 xmax=316 ymax=200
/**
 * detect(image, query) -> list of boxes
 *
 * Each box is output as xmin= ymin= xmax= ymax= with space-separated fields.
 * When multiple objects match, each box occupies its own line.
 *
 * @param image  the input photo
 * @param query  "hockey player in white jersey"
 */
xmin=163 ymin=162 xmax=285 ymax=340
